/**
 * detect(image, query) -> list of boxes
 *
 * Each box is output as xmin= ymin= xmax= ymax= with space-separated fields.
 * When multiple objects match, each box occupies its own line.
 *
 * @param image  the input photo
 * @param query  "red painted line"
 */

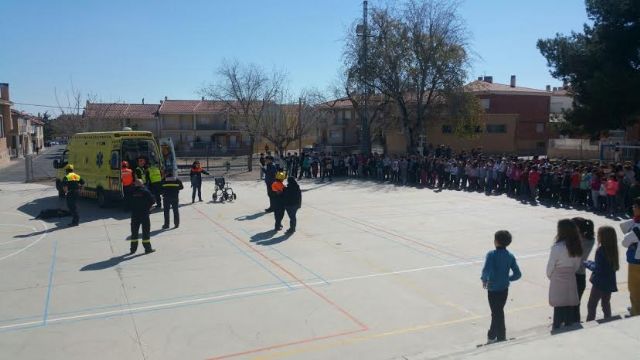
xmin=207 ymin=327 xmax=366 ymax=360
xmin=193 ymin=208 xmax=369 ymax=359
xmin=311 ymin=205 xmax=464 ymax=261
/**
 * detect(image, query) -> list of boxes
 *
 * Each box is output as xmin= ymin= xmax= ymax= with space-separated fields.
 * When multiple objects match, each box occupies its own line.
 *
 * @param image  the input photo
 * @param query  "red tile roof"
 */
xmin=85 ymin=103 xmax=159 ymax=119
xmin=464 ymin=80 xmax=550 ymax=95
xmin=158 ymin=100 xmax=229 ymax=114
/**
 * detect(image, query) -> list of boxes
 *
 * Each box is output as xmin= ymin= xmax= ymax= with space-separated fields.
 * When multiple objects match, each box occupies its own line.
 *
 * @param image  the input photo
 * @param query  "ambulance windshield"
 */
xmin=121 ymin=139 xmax=160 ymax=167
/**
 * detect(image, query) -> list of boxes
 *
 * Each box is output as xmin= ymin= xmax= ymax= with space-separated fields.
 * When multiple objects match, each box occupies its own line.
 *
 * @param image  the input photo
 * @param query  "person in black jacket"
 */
xmin=161 ymin=172 xmax=184 ymax=229
xmin=130 ymin=179 xmax=156 ymax=254
xmin=282 ymin=177 xmax=302 ymax=234
xmin=264 ymin=156 xmax=277 ymax=212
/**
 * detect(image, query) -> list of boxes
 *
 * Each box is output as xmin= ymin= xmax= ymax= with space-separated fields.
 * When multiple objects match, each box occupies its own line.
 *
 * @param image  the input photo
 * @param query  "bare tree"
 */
xmin=405 ymin=0 xmax=469 ymax=144
xmin=201 ymin=59 xmax=285 ymax=171
xmin=343 ymin=0 xmax=472 ymax=152
xmin=333 ymin=68 xmax=395 ymax=149
xmin=261 ymin=89 xmax=326 ymax=155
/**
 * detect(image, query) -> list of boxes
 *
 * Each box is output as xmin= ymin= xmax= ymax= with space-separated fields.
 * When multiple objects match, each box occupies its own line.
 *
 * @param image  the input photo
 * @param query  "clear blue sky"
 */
xmin=1 ymin=0 xmax=588 ymax=116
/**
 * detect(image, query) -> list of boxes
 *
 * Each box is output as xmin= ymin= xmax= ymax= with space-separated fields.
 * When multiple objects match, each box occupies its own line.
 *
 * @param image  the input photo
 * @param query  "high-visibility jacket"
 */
xmin=148 ymin=166 xmax=162 ymax=184
xmin=271 ymin=181 xmax=284 ymax=193
xmin=121 ymin=168 xmax=133 ymax=186
xmin=135 ymin=166 xmax=147 ymax=184
xmin=62 ymin=172 xmax=84 ymax=193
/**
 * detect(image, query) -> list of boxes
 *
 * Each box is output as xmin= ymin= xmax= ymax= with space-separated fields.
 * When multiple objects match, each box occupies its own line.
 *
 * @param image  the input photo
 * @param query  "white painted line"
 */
xmin=0 ymin=214 xmax=49 ymax=263
xmin=0 ymin=224 xmax=37 ymax=245
xmin=0 ymin=251 xmax=549 ymax=331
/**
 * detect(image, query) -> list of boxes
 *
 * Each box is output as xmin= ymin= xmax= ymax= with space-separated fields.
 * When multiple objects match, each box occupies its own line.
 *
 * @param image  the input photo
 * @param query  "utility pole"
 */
xmin=361 ymin=0 xmax=370 ymax=155
xmin=298 ymin=97 xmax=302 ymax=154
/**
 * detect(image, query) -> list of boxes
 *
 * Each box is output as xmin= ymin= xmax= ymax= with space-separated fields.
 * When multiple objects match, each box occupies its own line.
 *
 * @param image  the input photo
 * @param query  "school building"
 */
xmin=318 ymin=76 xmax=553 ymax=155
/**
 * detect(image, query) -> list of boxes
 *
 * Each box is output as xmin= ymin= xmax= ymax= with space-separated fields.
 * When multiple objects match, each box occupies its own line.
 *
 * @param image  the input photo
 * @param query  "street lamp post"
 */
xmin=356 ymin=1 xmax=370 ymax=155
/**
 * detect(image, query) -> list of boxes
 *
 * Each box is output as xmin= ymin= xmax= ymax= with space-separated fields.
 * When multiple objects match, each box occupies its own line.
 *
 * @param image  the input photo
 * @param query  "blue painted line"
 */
xmin=42 ymin=238 xmax=58 ymax=326
xmin=213 ymin=231 xmax=293 ymax=290
xmin=0 ymin=277 xmax=322 ymax=328
xmin=306 ymin=205 xmax=454 ymax=262
xmin=0 ymin=280 xmax=299 ymax=334
xmin=238 ymin=228 xmax=330 ymax=285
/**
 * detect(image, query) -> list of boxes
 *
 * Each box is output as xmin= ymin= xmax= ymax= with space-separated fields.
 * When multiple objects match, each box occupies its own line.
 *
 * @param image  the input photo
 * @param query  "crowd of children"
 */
xmin=481 ymin=203 xmax=640 ymax=343
xmin=272 ymin=145 xmax=640 ymax=216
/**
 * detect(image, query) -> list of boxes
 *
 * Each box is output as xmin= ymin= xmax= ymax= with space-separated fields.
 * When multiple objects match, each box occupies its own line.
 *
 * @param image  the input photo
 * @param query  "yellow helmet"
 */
xmin=64 ymin=164 xmax=74 ymax=171
xmin=275 ymin=171 xmax=286 ymax=181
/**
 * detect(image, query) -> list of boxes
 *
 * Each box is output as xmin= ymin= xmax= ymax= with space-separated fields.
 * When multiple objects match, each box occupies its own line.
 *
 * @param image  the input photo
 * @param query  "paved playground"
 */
xmin=0 ymin=171 xmax=635 ymax=359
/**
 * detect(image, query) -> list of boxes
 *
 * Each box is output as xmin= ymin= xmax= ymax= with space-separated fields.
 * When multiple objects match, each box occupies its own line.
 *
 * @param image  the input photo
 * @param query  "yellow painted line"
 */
xmin=252 ymin=303 xmax=547 ymax=360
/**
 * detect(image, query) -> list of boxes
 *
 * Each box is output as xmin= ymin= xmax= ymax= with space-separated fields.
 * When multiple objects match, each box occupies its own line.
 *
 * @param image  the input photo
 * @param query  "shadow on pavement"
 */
xmin=80 ymin=253 xmax=146 ymax=271
xmin=13 ymin=225 xmax=67 ymax=238
xmin=250 ymin=229 xmax=277 ymax=242
xmin=235 ymin=212 xmax=266 ymax=221
xmin=17 ymin=196 xmax=129 ymax=223
xmin=550 ymin=323 xmax=584 ymax=335
xmin=255 ymin=232 xmax=293 ymax=246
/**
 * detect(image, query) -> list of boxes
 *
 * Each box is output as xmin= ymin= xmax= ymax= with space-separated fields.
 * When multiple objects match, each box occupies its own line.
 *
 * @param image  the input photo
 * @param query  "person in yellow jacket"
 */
xmin=61 ymin=164 xmax=85 ymax=227
xmin=272 ymin=171 xmax=286 ymax=231
xmin=147 ymin=163 xmax=163 ymax=208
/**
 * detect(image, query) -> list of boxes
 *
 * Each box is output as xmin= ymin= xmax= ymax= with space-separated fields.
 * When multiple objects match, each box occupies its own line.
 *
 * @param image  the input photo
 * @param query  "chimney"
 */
xmin=142 ymin=98 xmax=144 ymax=104
xmin=483 ymin=76 xmax=493 ymax=84
xmin=164 ymin=96 xmax=168 ymax=101
xmin=546 ymin=85 xmax=551 ymax=92
xmin=510 ymin=75 xmax=516 ymax=88
xmin=0 ymin=83 xmax=9 ymax=101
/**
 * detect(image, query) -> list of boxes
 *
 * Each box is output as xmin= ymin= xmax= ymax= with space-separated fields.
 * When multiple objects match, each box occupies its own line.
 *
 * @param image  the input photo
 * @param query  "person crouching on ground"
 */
xmin=161 ymin=172 xmax=183 ymax=229
xmin=282 ymin=177 xmax=302 ymax=234
xmin=271 ymin=171 xmax=286 ymax=231
xmin=481 ymin=230 xmax=521 ymax=343
xmin=130 ymin=179 xmax=155 ymax=254
xmin=190 ymin=160 xmax=209 ymax=203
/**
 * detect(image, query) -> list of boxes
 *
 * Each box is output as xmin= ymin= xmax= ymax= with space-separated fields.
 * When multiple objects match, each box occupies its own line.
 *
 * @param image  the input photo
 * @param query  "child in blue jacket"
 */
xmin=481 ymin=230 xmax=522 ymax=343
xmin=585 ymin=226 xmax=619 ymax=321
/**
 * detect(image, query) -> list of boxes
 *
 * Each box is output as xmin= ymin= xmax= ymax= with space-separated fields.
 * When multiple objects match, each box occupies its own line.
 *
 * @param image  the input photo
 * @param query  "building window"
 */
xmin=441 ymin=125 xmax=453 ymax=134
xmin=486 ymin=124 xmax=507 ymax=133
xmin=536 ymin=123 xmax=545 ymax=133
xmin=329 ymin=129 xmax=343 ymax=143
xmin=480 ymin=99 xmax=490 ymax=110
xmin=110 ymin=150 xmax=120 ymax=170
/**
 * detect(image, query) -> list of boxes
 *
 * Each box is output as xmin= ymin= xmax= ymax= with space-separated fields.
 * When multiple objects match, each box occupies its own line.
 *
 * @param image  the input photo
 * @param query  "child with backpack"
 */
xmin=481 ymin=230 xmax=522 ymax=343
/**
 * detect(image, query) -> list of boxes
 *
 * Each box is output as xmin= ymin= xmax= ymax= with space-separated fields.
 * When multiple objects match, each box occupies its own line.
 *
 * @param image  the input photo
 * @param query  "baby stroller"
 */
xmin=212 ymin=177 xmax=237 ymax=202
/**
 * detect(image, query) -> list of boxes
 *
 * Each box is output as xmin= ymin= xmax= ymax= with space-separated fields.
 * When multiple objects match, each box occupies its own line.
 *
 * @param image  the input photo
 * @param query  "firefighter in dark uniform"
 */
xmin=161 ymin=172 xmax=184 ymax=229
xmin=129 ymin=179 xmax=155 ymax=254
xmin=61 ymin=164 xmax=85 ymax=227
